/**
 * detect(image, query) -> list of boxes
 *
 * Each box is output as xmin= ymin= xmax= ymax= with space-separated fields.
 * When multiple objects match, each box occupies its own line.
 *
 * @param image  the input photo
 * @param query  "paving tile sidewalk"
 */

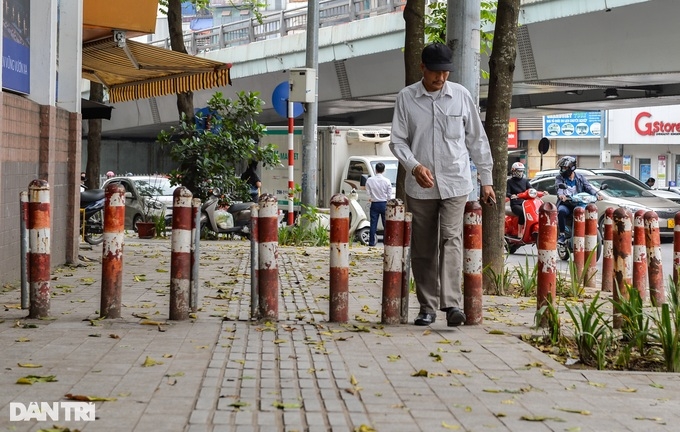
xmin=0 ymin=239 xmax=679 ymax=432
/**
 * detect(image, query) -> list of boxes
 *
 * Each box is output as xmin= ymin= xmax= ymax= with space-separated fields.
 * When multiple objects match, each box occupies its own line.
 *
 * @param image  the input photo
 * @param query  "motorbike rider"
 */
xmin=555 ymin=156 xmax=602 ymax=242
xmin=506 ymin=162 xmax=532 ymax=229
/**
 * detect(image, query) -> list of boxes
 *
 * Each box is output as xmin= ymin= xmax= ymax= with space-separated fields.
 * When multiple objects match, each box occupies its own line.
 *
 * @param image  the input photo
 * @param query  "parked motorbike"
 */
xmin=348 ymin=188 xmax=370 ymax=245
xmin=557 ymin=184 xmax=605 ymax=262
xmin=200 ymin=189 xmax=253 ymax=238
xmin=504 ymin=188 xmax=545 ymax=254
xmin=80 ymin=189 xmax=105 ymax=245
xmin=314 ymin=188 xmax=371 ymax=245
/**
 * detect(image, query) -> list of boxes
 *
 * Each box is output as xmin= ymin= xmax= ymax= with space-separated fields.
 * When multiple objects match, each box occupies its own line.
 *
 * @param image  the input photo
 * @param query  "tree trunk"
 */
xmin=86 ymin=82 xmax=104 ymax=190
xmin=482 ymin=0 xmax=520 ymax=293
xmin=167 ymin=0 xmax=194 ymax=123
xmin=397 ymin=0 xmax=426 ymax=205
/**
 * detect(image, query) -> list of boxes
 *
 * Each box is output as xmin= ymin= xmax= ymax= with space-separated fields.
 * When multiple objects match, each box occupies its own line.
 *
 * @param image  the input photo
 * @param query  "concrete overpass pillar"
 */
xmin=447 ymin=0 xmax=481 ymax=103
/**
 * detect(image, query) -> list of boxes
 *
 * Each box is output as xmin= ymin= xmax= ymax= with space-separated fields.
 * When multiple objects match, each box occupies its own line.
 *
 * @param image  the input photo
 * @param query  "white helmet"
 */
xmin=511 ymin=162 xmax=525 ymax=178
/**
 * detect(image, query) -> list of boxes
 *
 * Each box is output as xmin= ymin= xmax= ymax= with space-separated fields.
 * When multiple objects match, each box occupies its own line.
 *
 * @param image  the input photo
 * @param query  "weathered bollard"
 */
xmin=329 ymin=194 xmax=350 ymax=323
xmin=602 ymin=208 xmax=615 ymax=293
xmin=170 ymin=187 xmax=193 ymax=321
xmin=536 ymin=202 xmax=558 ymax=325
xmin=258 ymin=194 xmax=279 ymax=321
xmin=463 ymin=201 xmax=483 ymax=325
xmin=572 ymin=206 xmax=586 ymax=279
xmin=584 ymin=203 xmax=599 ymax=288
xmin=612 ymin=208 xmax=632 ymax=329
xmin=28 ymin=180 xmax=51 ymax=319
xmin=674 ymin=213 xmax=680 ymax=288
xmin=100 ymin=183 xmax=126 ymax=319
xmin=644 ymin=211 xmax=665 ymax=306
xmin=382 ymin=199 xmax=404 ymax=325
xmin=632 ymin=209 xmax=648 ymax=301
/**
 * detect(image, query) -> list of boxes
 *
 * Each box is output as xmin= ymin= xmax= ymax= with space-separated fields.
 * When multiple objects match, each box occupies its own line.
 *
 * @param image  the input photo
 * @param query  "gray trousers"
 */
xmin=406 ymin=195 xmax=468 ymax=314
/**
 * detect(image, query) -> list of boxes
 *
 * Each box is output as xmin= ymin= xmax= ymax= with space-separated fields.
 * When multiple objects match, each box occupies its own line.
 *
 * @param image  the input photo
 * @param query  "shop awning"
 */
xmin=82 ymin=37 xmax=231 ymax=103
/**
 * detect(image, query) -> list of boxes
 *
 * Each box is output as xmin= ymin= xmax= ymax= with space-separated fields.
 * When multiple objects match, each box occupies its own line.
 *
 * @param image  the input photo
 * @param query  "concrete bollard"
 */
xmin=602 ymin=208 xmax=615 ymax=293
xmin=28 ymin=180 xmax=51 ymax=319
xmin=584 ymin=203 xmax=599 ymax=288
xmin=536 ymin=202 xmax=558 ymax=324
xmin=20 ymin=191 xmax=29 ymax=310
xmin=463 ymin=201 xmax=483 ymax=325
xmin=400 ymin=212 xmax=412 ymax=324
xmin=612 ymin=208 xmax=632 ymax=329
xmin=258 ymin=194 xmax=279 ymax=321
xmin=100 ymin=183 xmax=126 ymax=319
xmin=632 ymin=209 xmax=648 ymax=301
xmin=250 ymin=203 xmax=259 ymax=320
xmin=169 ymin=187 xmax=193 ymax=321
xmin=329 ymin=194 xmax=350 ymax=323
xmin=644 ymin=211 xmax=665 ymax=306
xmin=572 ymin=206 xmax=586 ymax=279
xmin=382 ymin=199 xmax=404 ymax=325
xmin=191 ymin=198 xmax=202 ymax=314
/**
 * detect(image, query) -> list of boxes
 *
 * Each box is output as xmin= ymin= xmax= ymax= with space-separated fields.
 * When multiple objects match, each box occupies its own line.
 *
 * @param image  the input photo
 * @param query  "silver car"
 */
xmin=102 ymin=176 xmax=178 ymax=231
xmin=532 ymin=168 xmax=680 ymax=205
xmin=530 ymin=175 xmax=680 ymax=237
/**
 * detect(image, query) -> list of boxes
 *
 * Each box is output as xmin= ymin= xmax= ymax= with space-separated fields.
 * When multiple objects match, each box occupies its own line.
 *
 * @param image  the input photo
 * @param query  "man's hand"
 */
xmin=510 ymin=194 xmax=517 ymax=199
xmin=413 ymin=165 xmax=435 ymax=188
xmin=481 ymin=185 xmax=496 ymax=206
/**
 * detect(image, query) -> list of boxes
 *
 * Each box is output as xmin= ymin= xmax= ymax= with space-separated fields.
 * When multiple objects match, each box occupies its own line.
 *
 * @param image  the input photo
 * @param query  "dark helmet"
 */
xmin=557 ymin=156 xmax=576 ymax=178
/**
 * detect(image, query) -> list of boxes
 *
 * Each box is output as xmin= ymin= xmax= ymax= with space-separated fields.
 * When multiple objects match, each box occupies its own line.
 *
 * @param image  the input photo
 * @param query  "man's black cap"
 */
xmin=421 ymin=43 xmax=454 ymax=71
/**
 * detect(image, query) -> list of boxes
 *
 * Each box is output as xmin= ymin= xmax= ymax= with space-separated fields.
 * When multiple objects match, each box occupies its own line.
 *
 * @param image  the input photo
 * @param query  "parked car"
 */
xmin=102 ymin=176 xmax=178 ymax=231
xmin=532 ymin=168 xmax=680 ymax=204
xmin=530 ymin=175 xmax=680 ymax=237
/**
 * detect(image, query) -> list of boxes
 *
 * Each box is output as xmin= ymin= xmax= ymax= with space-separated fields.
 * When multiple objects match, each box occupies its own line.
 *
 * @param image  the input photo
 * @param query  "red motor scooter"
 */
xmin=504 ymin=188 xmax=546 ymax=254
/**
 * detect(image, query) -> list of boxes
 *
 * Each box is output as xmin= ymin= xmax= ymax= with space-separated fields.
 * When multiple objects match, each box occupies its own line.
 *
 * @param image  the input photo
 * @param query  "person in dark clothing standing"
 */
xmin=241 ymin=161 xmax=261 ymax=202
xmin=506 ymin=162 xmax=532 ymax=226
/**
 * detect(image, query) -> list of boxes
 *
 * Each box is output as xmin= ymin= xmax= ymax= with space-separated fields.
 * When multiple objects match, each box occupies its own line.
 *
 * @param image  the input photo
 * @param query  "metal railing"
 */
xmin=150 ymin=0 xmax=407 ymax=55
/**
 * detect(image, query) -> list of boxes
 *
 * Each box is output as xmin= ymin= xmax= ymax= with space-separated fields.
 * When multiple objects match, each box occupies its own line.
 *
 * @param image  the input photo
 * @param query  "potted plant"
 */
xmin=135 ymin=180 xmax=167 ymax=239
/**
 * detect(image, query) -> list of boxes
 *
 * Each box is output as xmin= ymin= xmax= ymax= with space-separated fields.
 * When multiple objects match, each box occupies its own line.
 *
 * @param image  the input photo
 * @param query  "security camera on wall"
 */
xmin=113 ymin=30 xmax=126 ymax=47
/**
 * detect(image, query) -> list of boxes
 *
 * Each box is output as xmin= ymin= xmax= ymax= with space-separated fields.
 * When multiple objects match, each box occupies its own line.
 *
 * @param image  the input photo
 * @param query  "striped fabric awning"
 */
xmin=82 ymin=37 xmax=231 ymax=103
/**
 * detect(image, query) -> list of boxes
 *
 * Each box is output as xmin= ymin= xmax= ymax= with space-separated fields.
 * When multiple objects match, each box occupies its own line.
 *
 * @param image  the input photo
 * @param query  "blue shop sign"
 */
xmin=543 ymin=112 xmax=606 ymax=139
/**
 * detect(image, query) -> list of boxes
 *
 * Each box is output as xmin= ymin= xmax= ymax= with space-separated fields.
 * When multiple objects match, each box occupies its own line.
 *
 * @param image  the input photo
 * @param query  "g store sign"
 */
xmin=634 ymin=111 xmax=680 ymax=136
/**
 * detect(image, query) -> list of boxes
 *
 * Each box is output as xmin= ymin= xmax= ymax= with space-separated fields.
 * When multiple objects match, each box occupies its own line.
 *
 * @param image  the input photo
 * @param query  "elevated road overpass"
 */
xmin=101 ymin=0 xmax=680 ymax=140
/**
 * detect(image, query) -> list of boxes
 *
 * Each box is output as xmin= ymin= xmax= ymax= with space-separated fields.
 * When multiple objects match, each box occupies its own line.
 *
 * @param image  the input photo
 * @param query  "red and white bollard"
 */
xmin=329 ymin=194 xmax=350 ymax=323
xmin=644 ymin=211 xmax=665 ymax=306
xmin=382 ymin=199 xmax=404 ymax=325
xmin=28 ymin=180 xmax=51 ymax=319
xmin=400 ymin=212 xmax=412 ymax=324
xmin=537 ymin=202 xmax=558 ymax=323
xmin=572 ymin=206 xmax=586 ymax=279
xmin=612 ymin=208 xmax=632 ymax=329
xmin=632 ymin=209 xmax=648 ymax=301
xmin=584 ymin=203 xmax=599 ymax=288
xmin=258 ymin=194 xmax=279 ymax=321
xmin=170 ymin=187 xmax=193 ymax=321
xmin=100 ymin=183 xmax=126 ymax=319
xmin=602 ymin=208 xmax=615 ymax=293
xmin=463 ymin=201 xmax=483 ymax=325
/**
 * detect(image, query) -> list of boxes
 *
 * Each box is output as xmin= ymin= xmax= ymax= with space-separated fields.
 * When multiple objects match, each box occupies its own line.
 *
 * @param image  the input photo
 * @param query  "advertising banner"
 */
xmin=508 ymin=118 xmax=517 ymax=148
xmin=609 ymin=105 xmax=680 ymax=144
xmin=543 ymin=112 xmax=604 ymax=139
xmin=2 ymin=0 xmax=30 ymax=95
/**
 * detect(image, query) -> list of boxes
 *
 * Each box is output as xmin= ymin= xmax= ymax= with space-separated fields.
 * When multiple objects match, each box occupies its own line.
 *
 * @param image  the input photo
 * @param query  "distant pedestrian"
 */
xmin=646 ymin=177 xmax=656 ymax=188
xmin=241 ymin=161 xmax=261 ymax=202
xmin=364 ymin=162 xmax=392 ymax=247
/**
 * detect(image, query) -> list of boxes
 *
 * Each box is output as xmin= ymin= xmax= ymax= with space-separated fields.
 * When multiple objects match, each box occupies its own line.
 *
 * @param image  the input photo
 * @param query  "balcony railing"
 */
xmin=149 ymin=0 xmax=408 ymax=54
